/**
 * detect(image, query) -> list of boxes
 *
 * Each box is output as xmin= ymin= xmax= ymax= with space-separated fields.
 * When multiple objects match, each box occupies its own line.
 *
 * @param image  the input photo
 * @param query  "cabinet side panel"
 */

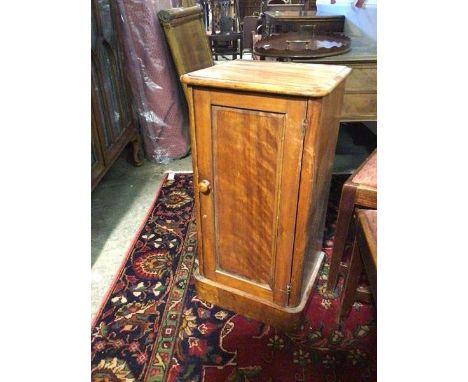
xmin=212 ymin=106 xmax=285 ymax=286
xmin=289 ymin=82 xmax=346 ymax=306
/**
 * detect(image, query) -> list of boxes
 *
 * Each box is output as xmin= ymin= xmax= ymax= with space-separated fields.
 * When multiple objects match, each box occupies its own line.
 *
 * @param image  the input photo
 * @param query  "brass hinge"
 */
xmin=302 ymin=119 xmax=309 ymax=135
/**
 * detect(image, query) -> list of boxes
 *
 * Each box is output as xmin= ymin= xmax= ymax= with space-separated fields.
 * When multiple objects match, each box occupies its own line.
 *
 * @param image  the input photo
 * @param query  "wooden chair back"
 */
xmin=210 ymin=0 xmax=242 ymax=34
xmin=158 ymin=5 xmax=214 ymax=100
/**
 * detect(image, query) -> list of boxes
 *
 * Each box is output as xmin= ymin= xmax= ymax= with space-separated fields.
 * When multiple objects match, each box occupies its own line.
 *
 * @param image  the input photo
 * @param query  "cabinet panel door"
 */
xmin=193 ymin=89 xmax=308 ymax=306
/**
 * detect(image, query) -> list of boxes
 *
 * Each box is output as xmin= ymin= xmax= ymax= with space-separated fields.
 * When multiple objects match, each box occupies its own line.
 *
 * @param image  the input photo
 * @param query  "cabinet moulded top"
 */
xmin=180 ymin=60 xmax=352 ymax=98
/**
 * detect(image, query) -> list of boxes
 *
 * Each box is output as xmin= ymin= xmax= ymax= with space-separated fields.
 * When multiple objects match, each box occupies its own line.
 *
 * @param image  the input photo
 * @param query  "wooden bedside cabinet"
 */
xmin=181 ymin=60 xmax=351 ymax=330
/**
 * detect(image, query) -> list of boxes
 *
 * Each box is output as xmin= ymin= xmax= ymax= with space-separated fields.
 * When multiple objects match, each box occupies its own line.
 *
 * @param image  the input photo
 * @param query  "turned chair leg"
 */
xmin=327 ymin=183 xmax=357 ymax=292
xmin=338 ymin=235 xmax=362 ymax=322
xmin=131 ymin=136 xmax=144 ymax=167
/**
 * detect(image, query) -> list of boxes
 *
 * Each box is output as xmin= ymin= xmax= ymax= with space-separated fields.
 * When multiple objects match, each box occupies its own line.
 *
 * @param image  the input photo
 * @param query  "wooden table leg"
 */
xmin=358 ymin=219 xmax=377 ymax=304
xmin=338 ymin=234 xmax=362 ymax=321
xmin=327 ymin=182 xmax=357 ymax=292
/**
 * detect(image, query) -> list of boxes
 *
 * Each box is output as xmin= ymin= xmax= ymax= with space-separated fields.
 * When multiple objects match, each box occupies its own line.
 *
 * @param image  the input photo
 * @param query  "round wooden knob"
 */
xmin=198 ymin=180 xmax=211 ymax=194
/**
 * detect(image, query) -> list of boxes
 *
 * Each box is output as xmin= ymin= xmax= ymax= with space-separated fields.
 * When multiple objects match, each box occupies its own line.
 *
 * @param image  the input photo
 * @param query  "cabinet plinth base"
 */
xmin=193 ymin=251 xmax=324 ymax=331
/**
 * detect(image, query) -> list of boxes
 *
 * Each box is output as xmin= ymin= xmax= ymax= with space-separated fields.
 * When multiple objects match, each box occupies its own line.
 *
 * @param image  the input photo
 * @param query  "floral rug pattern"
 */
xmin=91 ymin=173 xmax=376 ymax=382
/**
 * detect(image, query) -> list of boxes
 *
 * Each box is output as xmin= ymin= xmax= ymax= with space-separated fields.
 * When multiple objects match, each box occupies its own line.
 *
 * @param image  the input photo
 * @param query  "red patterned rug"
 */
xmin=91 ymin=173 xmax=376 ymax=382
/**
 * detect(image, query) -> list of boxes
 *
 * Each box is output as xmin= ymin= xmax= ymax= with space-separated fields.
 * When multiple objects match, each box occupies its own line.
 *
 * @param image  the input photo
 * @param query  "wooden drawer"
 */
xmin=341 ymin=93 xmax=377 ymax=121
xmin=345 ymin=64 xmax=376 ymax=93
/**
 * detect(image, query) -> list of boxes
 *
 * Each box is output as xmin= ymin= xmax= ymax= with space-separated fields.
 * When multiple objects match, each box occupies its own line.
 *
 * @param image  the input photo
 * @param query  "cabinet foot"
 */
xmin=193 ymin=252 xmax=324 ymax=331
xmin=131 ymin=137 xmax=144 ymax=167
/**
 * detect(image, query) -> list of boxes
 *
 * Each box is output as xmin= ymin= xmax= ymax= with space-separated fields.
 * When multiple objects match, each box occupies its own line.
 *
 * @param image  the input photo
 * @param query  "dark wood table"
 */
xmin=264 ymin=10 xmax=344 ymax=36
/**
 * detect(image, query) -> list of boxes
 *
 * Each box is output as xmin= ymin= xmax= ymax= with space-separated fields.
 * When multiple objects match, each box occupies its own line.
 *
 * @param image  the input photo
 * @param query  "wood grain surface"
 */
xmin=289 ymin=82 xmax=345 ymax=306
xmin=213 ymin=106 xmax=283 ymax=286
xmin=181 ymin=60 xmax=351 ymax=97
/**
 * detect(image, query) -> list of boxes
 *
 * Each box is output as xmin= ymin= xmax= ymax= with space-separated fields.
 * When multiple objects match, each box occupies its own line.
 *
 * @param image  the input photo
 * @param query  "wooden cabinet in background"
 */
xmin=181 ymin=60 xmax=351 ymax=330
xmin=339 ymin=62 xmax=376 ymax=121
xmin=295 ymin=36 xmax=377 ymax=122
xmin=238 ymin=0 xmax=262 ymax=20
xmin=91 ymin=0 xmax=142 ymax=190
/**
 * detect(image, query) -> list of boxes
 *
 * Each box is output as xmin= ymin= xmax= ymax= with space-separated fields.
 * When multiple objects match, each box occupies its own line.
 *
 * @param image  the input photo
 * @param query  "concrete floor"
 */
xmin=91 ymin=150 xmax=192 ymax=320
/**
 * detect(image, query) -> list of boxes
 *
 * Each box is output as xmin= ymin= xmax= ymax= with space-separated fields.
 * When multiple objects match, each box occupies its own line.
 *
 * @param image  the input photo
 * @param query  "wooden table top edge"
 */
xmin=348 ymin=149 xmax=377 ymax=183
xmin=181 ymin=63 xmax=352 ymax=98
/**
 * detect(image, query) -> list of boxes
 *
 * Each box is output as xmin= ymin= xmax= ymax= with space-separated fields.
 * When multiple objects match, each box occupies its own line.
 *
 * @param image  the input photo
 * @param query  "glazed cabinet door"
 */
xmin=193 ymin=89 xmax=308 ymax=306
xmin=91 ymin=0 xmax=134 ymax=164
xmin=91 ymin=93 xmax=106 ymax=189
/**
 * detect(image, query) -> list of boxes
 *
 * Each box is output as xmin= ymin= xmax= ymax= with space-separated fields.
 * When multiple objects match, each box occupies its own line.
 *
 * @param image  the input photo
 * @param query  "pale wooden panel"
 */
xmin=341 ymin=93 xmax=377 ymax=121
xmin=345 ymin=65 xmax=377 ymax=93
xmin=341 ymin=64 xmax=376 ymax=121
xmin=288 ymin=83 xmax=345 ymax=306
xmin=212 ymin=106 xmax=284 ymax=286
xmin=181 ymin=60 xmax=351 ymax=98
